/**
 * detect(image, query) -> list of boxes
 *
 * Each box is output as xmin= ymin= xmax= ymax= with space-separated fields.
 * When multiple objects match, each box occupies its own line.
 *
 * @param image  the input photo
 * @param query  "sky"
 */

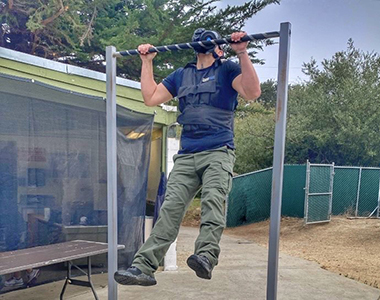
xmin=217 ymin=0 xmax=380 ymax=83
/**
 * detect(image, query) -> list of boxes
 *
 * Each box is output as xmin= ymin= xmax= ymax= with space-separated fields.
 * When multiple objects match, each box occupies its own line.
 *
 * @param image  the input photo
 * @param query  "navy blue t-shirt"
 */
xmin=162 ymin=59 xmax=241 ymax=154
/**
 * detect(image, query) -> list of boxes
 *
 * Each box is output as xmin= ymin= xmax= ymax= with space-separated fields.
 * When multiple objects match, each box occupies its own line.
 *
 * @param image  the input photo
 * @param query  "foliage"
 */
xmin=0 ymin=0 xmax=107 ymax=58
xmin=0 ymin=0 xmax=280 ymax=80
xmin=234 ymin=40 xmax=380 ymax=173
xmin=234 ymin=99 xmax=275 ymax=174
xmin=182 ymin=198 xmax=201 ymax=226
xmin=232 ymin=79 xmax=278 ymax=174
xmin=256 ymin=78 xmax=277 ymax=108
xmin=286 ymin=40 xmax=380 ymax=166
xmin=233 ymin=79 xmax=280 ymax=174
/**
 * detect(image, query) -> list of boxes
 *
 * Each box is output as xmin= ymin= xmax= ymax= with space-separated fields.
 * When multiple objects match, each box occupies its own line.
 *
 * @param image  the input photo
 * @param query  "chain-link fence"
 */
xmin=332 ymin=167 xmax=360 ymax=215
xmin=304 ymin=163 xmax=334 ymax=224
xmin=333 ymin=167 xmax=380 ymax=217
xmin=227 ymin=164 xmax=380 ymax=227
xmin=357 ymin=168 xmax=380 ymax=217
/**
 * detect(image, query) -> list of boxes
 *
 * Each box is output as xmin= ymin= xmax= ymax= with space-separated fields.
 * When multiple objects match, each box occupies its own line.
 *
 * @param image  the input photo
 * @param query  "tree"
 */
xmin=234 ymin=40 xmax=380 ymax=173
xmin=0 ymin=0 xmax=107 ymax=57
xmin=256 ymin=79 xmax=277 ymax=109
xmin=286 ymin=40 xmax=380 ymax=166
xmin=0 ymin=0 xmax=280 ymax=80
xmin=234 ymin=99 xmax=275 ymax=174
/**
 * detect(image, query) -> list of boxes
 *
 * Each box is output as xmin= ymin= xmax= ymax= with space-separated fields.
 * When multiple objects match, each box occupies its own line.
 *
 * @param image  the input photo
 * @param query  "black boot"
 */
xmin=114 ymin=267 xmax=157 ymax=286
xmin=186 ymin=254 xmax=213 ymax=280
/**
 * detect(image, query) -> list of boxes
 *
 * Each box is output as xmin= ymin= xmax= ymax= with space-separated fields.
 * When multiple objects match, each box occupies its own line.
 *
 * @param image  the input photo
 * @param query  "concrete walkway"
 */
xmin=1 ymin=226 xmax=379 ymax=300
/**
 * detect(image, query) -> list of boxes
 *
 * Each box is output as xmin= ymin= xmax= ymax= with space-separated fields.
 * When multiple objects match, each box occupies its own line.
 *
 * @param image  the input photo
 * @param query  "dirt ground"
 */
xmin=183 ymin=207 xmax=380 ymax=289
xmin=224 ymin=216 xmax=380 ymax=289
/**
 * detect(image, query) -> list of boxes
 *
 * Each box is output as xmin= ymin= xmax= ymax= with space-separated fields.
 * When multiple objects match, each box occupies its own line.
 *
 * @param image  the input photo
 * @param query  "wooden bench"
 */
xmin=0 ymin=240 xmax=124 ymax=299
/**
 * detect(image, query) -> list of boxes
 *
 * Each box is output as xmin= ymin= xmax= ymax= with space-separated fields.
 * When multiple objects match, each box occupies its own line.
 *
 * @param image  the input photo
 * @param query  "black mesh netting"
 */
xmin=0 ymin=74 xmax=153 ymax=284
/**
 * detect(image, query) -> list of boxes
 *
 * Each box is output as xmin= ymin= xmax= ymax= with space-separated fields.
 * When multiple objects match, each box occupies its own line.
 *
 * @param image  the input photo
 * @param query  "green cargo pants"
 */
xmin=132 ymin=146 xmax=235 ymax=276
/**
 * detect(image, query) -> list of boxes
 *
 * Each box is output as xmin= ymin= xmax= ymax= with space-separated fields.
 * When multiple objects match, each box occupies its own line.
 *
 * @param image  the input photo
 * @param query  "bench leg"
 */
xmin=60 ymin=261 xmax=71 ymax=300
xmin=87 ymin=257 xmax=99 ymax=300
xmin=60 ymin=278 xmax=70 ymax=300
xmin=59 ymin=258 xmax=99 ymax=300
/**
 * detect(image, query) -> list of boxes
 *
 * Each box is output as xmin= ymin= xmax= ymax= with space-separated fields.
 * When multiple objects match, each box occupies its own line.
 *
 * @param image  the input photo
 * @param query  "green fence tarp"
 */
xmin=227 ymin=165 xmax=306 ymax=227
xmin=332 ymin=168 xmax=360 ymax=215
xmin=227 ymin=164 xmax=379 ymax=227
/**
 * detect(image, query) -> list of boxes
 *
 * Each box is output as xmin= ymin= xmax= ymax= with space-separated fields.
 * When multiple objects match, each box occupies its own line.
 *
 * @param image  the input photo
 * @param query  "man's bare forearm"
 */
xmin=237 ymin=51 xmax=261 ymax=100
xmin=140 ymin=60 xmax=158 ymax=106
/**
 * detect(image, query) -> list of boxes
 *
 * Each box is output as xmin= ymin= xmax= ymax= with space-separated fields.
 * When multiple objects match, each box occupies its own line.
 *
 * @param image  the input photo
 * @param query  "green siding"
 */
xmin=0 ymin=57 xmax=177 ymax=126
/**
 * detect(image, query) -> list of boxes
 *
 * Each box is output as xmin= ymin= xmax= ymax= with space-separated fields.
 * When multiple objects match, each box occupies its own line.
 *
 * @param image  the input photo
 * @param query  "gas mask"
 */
xmin=192 ymin=28 xmax=222 ymax=54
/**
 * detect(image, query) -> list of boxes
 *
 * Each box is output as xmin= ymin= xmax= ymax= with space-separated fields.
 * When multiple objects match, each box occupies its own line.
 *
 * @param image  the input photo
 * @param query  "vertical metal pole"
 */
xmin=355 ymin=167 xmax=362 ymax=217
xmin=328 ymin=163 xmax=335 ymax=220
xmin=376 ymin=171 xmax=380 ymax=218
xmin=304 ymin=160 xmax=310 ymax=224
xmin=266 ymin=22 xmax=291 ymax=300
xmin=106 ymin=45 xmax=118 ymax=300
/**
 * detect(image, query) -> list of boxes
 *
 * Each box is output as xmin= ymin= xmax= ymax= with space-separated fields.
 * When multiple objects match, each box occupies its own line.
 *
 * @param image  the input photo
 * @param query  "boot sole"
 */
xmin=186 ymin=255 xmax=212 ymax=280
xmin=114 ymin=271 xmax=157 ymax=286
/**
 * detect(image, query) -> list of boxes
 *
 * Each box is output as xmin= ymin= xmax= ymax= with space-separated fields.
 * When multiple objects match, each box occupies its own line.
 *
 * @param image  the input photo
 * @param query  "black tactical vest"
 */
xmin=177 ymin=59 xmax=234 ymax=133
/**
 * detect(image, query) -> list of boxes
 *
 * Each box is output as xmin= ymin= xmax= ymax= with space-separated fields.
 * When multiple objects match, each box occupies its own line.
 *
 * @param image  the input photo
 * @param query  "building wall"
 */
xmin=0 ymin=47 xmax=177 ymax=126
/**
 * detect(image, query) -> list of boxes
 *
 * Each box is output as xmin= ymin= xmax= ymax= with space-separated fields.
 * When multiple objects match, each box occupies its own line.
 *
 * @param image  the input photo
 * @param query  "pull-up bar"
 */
xmin=106 ymin=22 xmax=291 ymax=300
xmin=114 ymin=30 xmax=280 ymax=57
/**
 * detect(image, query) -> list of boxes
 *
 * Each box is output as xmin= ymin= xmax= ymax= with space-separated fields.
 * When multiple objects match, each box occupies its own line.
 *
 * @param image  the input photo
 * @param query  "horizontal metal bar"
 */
xmin=234 ymin=167 xmax=273 ymax=179
xmin=334 ymin=166 xmax=361 ymax=169
xmin=334 ymin=166 xmax=380 ymax=170
xmin=115 ymin=31 xmax=280 ymax=57
xmin=309 ymin=163 xmax=334 ymax=167
xmin=68 ymin=279 xmax=92 ymax=288
xmin=308 ymin=192 xmax=332 ymax=196
xmin=306 ymin=219 xmax=331 ymax=225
